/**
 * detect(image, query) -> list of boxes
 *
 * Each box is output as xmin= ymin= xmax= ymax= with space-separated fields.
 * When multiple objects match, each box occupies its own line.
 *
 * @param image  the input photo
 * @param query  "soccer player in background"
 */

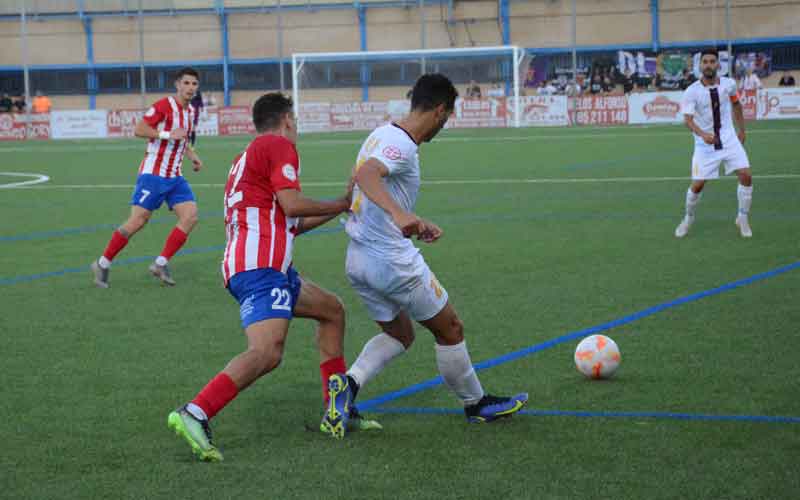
xmin=675 ymin=48 xmax=753 ymax=238
xmin=321 ymin=74 xmax=528 ymax=439
xmin=168 ymin=93 xmax=376 ymax=462
xmin=189 ymin=89 xmax=203 ymax=146
xmin=90 ymin=67 xmax=204 ymax=287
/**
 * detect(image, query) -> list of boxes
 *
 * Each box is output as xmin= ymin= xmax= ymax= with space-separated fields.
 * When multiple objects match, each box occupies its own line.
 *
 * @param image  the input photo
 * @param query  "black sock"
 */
xmin=347 ymin=375 xmax=360 ymax=401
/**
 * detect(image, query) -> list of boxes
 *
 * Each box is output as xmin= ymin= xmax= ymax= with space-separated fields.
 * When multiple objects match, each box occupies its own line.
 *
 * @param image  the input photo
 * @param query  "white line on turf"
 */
xmin=0 ymin=172 xmax=50 ymax=188
xmin=0 ymin=128 xmax=798 ymax=153
xmin=11 ymin=174 xmax=800 ymax=190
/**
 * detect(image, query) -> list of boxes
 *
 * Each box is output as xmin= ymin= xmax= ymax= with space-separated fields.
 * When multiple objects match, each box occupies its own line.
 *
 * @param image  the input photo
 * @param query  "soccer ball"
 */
xmin=574 ymin=334 xmax=621 ymax=379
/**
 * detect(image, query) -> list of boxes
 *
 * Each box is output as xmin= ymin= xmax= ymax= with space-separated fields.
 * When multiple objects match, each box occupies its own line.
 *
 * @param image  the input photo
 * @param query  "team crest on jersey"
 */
xmin=282 ymin=164 xmax=297 ymax=182
xmin=382 ymin=145 xmax=402 ymax=161
xmin=145 ymin=107 xmax=156 ymax=117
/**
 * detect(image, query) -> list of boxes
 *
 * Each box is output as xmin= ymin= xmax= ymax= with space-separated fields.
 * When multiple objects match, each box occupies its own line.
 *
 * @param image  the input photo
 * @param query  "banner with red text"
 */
xmin=0 ymin=113 xmax=50 ymax=140
xmin=627 ymin=92 xmax=683 ymax=124
xmin=569 ymin=95 xmax=628 ymax=126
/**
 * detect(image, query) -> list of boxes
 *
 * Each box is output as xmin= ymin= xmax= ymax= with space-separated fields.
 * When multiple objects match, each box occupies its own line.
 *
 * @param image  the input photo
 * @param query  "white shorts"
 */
xmin=691 ymin=142 xmax=750 ymax=180
xmin=345 ymin=241 xmax=449 ymax=323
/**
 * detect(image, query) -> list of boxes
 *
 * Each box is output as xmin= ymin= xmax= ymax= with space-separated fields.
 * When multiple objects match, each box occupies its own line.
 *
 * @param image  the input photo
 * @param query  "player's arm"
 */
xmin=134 ymin=104 xmax=187 ymax=141
xmin=184 ymin=144 xmax=203 ymax=171
xmin=730 ymin=89 xmax=746 ymax=144
xmin=295 ymin=177 xmax=354 ymax=235
xmin=683 ymin=114 xmax=715 ymax=145
xmin=275 ymin=189 xmax=349 ymax=219
xmin=355 ymin=158 xmax=428 ymax=238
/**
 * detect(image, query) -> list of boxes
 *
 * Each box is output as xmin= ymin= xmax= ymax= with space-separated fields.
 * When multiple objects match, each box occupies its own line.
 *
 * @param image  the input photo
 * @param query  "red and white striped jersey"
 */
xmin=138 ymin=96 xmax=195 ymax=178
xmin=221 ymin=134 xmax=302 ymax=285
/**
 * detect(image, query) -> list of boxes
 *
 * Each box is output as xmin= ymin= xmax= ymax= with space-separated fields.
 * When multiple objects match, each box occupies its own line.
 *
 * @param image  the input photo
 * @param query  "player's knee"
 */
xmin=449 ymin=317 xmax=464 ymax=343
xmin=180 ymin=211 xmax=199 ymax=230
xmin=739 ymin=172 xmax=752 ymax=186
xmin=252 ymin=343 xmax=283 ymax=374
xmin=326 ymin=294 xmax=346 ymax=325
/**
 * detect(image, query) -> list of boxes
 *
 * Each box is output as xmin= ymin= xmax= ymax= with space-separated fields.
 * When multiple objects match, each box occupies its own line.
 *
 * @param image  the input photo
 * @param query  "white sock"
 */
xmin=737 ymin=184 xmax=753 ymax=217
xmin=347 ymin=333 xmax=406 ymax=388
xmin=155 ymin=255 xmax=168 ymax=266
xmin=185 ymin=402 xmax=208 ymax=421
xmin=685 ymin=188 xmax=702 ymax=218
xmin=97 ymin=256 xmax=111 ymax=269
xmin=435 ymin=341 xmax=484 ymax=406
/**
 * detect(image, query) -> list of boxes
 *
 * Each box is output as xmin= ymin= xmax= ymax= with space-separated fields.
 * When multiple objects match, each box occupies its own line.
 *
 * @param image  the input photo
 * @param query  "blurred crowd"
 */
xmin=0 ymin=90 xmax=51 ymax=113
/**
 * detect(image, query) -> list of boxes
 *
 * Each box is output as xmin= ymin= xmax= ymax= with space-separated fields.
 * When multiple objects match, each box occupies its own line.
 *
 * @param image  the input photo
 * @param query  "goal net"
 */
xmin=292 ymin=46 xmax=526 ymax=133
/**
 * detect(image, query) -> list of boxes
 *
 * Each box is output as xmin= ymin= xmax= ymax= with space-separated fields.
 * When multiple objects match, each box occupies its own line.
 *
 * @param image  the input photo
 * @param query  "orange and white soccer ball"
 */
xmin=574 ymin=334 xmax=621 ymax=379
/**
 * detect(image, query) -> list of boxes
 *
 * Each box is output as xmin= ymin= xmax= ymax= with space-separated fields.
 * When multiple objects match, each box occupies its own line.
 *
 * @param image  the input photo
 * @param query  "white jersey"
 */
xmin=345 ymin=123 xmax=420 ymax=263
xmin=681 ymin=77 xmax=741 ymax=152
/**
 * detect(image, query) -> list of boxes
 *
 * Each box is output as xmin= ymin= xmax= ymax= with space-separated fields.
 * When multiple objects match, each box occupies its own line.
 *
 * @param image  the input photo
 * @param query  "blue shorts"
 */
xmin=227 ymin=267 xmax=302 ymax=329
xmin=130 ymin=174 xmax=196 ymax=211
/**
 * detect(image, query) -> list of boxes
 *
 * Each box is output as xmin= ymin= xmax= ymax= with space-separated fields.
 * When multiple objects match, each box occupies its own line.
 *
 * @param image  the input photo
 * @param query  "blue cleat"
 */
xmin=465 ymin=393 xmax=528 ymax=423
xmin=320 ymin=373 xmax=353 ymax=439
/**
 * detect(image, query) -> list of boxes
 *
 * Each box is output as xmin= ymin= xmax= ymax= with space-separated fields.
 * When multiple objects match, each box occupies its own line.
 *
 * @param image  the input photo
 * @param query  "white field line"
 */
xmin=11 ymin=174 xmax=800 ymax=190
xmin=0 ymin=128 xmax=798 ymax=153
xmin=0 ymin=172 xmax=51 ymax=188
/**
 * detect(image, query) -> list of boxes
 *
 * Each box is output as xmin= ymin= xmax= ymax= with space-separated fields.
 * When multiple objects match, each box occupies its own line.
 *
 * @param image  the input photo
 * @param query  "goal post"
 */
xmin=292 ymin=46 xmax=526 ymax=133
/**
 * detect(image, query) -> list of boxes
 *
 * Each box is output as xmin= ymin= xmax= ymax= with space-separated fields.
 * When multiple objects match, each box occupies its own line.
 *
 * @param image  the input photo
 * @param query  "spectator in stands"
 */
xmin=565 ymin=80 xmax=581 ymax=97
xmin=486 ymin=82 xmax=505 ymax=97
xmin=589 ymin=74 xmax=604 ymax=94
xmin=0 ymin=93 xmax=12 ymax=113
xmin=538 ymin=80 xmax=557 ymax=96
xmin=32 ymin=91 xmax=51 ymax=113
xmin=741 ymin=68 xmax=762 ymax=91
xmin=466 ymin=80 xmax=482 ymax=98
xmin=621 ymin=69 xmax=634 ymax=94
xmin=679 ymin=68 xmax=696 ymax=90
xmin=205 ymin=92 xmax=217 ymax=107
xmin=602 ymin=75 xmax=613 ymax=93
xmin=778 ymin=71 xmax=796 ymax=87
xmin=13 ymin=95 xmax=26 ymax=113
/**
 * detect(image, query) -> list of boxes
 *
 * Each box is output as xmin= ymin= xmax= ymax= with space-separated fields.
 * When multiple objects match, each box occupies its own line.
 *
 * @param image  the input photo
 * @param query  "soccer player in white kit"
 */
xmin=321 ymin=74 xmax=528 ymax=439
xmin=675 ymin=48 xmax=754 ymax=238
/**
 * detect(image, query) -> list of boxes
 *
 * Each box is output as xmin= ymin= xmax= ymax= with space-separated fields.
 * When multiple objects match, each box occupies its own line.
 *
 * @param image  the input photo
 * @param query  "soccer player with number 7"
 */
xmin=167 ymin=93 xmax=378 ymax=462
xmin=91 ymin=67 xmax=204 ymax=288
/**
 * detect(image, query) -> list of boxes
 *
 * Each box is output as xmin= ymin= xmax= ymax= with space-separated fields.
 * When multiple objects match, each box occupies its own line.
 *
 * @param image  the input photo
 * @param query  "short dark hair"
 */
xmin=410 ymin=73 xmax=458 ymax=112
xmin=700 ymin=48 xmax=719 ymax=60
xmin=252 ymin=93 xmax=293 ymax=132
xmin=175 ymin=67 xmax=199 ymax=81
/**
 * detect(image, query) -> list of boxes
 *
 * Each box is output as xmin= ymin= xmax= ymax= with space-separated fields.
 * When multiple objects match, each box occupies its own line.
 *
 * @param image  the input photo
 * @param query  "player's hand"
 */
xmin=738 ymin=130 xmax=746 ymax=144
xmin=701 ymin=132 xmax=716 ymax=145
xmin=192 ymin=157 xmax=203 ymax=172
xmin=393 ymin=211 xmax=426 ymax=238
xmin=417 ymin=220 xmax=443 ymax=243
xmin=170 ymin=128 xmax=188 ymax=140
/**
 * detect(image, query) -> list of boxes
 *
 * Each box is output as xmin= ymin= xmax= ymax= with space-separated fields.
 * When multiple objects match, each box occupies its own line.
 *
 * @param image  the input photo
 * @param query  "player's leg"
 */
xmin=726 ymin=145 xmax=753 ymax=237
xmin=734 ymin=168 xmax=753 ymax=237
xmin=150 ymin=181 xmax=198 ymax=285
xmin=676 ymin=150 xmax=719 ymax=238
xmin=418 ymin=301 xmax=528 ymax=423
xmin=168 ymin=317 xmax=290 ymax=462
xmin=91 ymin=205 xmax=152 ymax=288
xmin=292 ymin=276 xmax=347 ymax=405
xmin=169 ymin=268 xmax=295 ymax=461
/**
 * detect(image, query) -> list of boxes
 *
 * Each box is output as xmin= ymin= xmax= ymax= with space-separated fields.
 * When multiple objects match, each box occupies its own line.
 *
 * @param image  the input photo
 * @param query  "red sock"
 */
xmin=191 ymin=372 xmax=239 ymax=420
xmin=320 ymin=357 xmax=347 ymax=405
xmin=102 ymin=230 xmax=129 ymax=261
xmin=159 ymin=227 xmax=188 ymax=261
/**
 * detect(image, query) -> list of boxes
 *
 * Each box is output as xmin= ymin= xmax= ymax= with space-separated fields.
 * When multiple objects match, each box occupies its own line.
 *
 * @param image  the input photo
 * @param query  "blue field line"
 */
xmin=0 ymin=226 xmax=343 ymax=286
xmin=358 ymin=260 xmax=800 ymax=411
xmin=367 ymin=406 xmax=800 ymax=424
xmin=0 ymin=210 xmax=223 ymax=243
